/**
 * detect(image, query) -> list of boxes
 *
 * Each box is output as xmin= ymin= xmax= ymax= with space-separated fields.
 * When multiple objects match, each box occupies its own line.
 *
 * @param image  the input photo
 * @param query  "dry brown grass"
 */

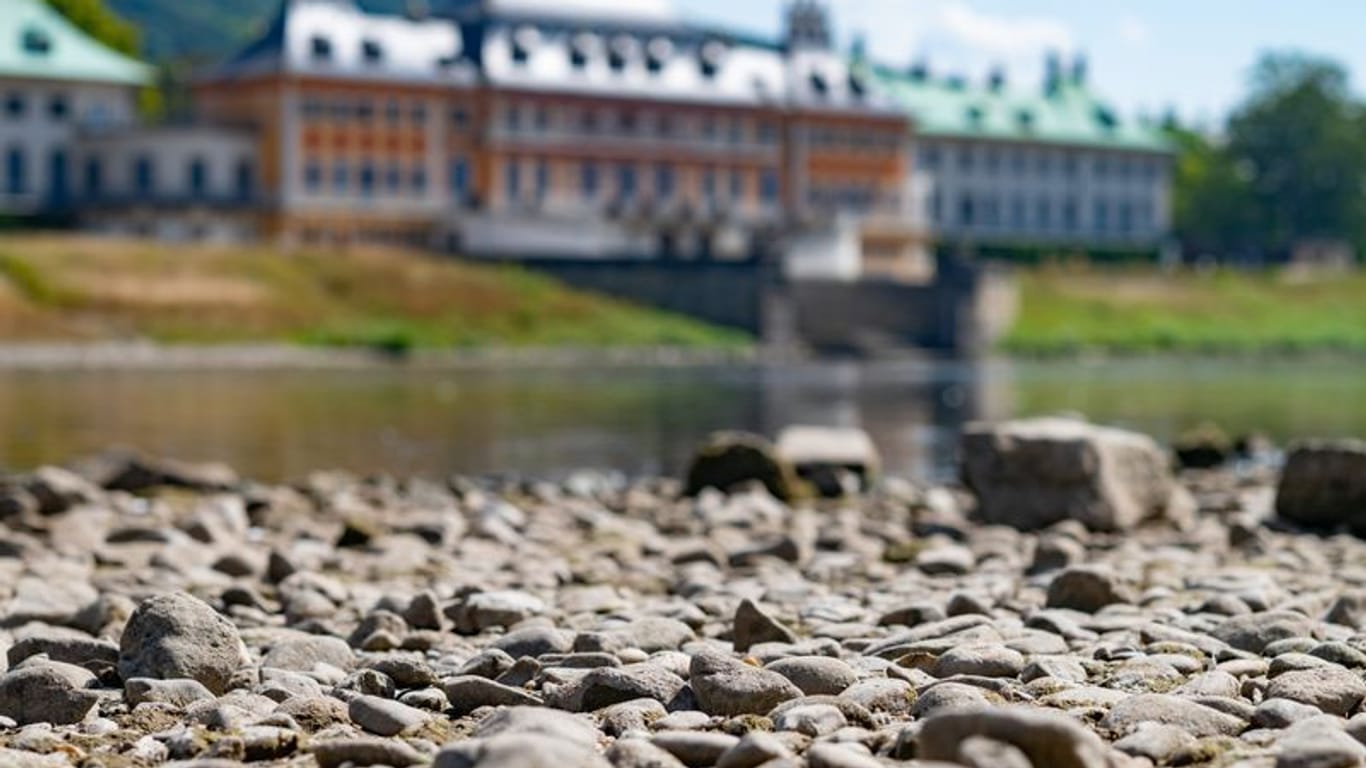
xmin=0 ymin=234 xmax=745 ymax=349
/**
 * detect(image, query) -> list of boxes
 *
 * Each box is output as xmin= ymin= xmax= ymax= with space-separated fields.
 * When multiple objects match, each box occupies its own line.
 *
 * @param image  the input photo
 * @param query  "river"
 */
xmin=0 ymin=356 xmax=1362 ymax=482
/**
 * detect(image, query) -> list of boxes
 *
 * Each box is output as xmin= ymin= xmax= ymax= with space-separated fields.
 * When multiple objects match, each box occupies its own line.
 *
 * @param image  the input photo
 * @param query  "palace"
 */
xmin=2 ymin=0 xmax=1173 ymax=276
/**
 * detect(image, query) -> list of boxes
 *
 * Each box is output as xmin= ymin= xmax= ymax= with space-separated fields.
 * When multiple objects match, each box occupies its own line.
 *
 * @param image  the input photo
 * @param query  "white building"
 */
xmin=0 ymin=0 xmax=150 ymax=217
xmin=871 ymin=55 xmax=1174 ymax=259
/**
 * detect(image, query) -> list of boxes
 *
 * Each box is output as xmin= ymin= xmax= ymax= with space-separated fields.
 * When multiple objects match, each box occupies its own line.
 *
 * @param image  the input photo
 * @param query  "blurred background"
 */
xmin=0 ymin=0 xmax=1363 ymax=480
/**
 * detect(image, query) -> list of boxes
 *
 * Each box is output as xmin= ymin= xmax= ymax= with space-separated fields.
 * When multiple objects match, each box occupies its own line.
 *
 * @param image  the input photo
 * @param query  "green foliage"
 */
xmin=45 ymin=0 xmax=140 ymax=56
xmin=1005 ymin=266 xmax=1366 ymax=354
xmin=1172 ymin=52 xmax=1366 ymax=260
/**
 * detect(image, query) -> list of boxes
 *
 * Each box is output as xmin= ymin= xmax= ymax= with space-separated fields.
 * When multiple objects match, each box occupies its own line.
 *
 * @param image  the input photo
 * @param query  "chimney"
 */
xmin=1072 ymin=54 xmax=1088 ymax=86
xmin=908 ymin=58 xmax=930 ymax=82
xmin=784 ymin=0 xmax=833 ymax=52
xmin=988 ymin=66 xmax=1006 ymax=92
xmin=1044 ymin=51 xmax=1063 ymax=95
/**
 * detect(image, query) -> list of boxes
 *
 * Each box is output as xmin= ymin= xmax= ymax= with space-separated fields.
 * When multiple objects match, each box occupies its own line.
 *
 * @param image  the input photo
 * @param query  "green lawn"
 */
xmin=0 ymin=235 xmax=749 ymax=351
xmin=1005 ymin=266 xmax=1366 ymax=354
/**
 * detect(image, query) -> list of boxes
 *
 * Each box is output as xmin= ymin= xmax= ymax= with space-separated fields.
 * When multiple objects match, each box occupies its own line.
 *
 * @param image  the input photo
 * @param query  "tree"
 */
xmin=45 ymin=0 xmax=140 ymax=57
xmin=1224 ymin=53 xmax=1366 ymax=255
xmin=1167 ymin=125 xmax=1260 ymax=261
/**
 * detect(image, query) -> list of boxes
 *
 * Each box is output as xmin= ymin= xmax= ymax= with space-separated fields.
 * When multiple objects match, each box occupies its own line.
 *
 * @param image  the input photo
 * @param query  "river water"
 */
xmin=0 ymin=357 xmax=1362 ymax=482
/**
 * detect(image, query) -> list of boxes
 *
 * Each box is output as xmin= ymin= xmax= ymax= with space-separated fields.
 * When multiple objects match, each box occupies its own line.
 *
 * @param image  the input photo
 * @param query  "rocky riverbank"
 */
xmin=1 ymin=424 xmax=1366 ymax=768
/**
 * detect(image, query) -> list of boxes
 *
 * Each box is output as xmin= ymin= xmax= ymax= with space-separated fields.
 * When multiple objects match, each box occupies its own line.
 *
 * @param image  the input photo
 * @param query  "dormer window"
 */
xmin=310 ymin=36 xmax=333 ymax=62
xmin=1017 ymin=109 xmax=1036 ymax=131
xmin=22 ymin=28 xmax=52 ymax=55
xmin=511 ymin=26 xmax=539 ymax=65
xmin=570 ymin=33 xmax=597 ymax=70
xmin=362 ymin=39 xmax=384 ymax=65
xmin=966 ymin=106 xmax=985 ymax=126
xmin=699 ymin=40 xmax=725 ymax=79
xmin=1095 ymin=106 xmax=1118 ymax=130
xmin=608 ymin=36 xmax=636 ymax=72
xmin=809 ymin=72 xmax=829 ymax=98
xmin=848 ymin=72 xmax=868 ymax=99
xmin=645 ymin=38 xmax=672 ymax=74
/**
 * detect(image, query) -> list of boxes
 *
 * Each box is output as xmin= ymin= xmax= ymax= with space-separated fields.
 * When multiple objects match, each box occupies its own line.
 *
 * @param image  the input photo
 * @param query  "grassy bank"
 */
xmin=1005 ymin=265 xmax=1366 ymax=354
xmin=0 ymin=235 xmax=747 ymax=350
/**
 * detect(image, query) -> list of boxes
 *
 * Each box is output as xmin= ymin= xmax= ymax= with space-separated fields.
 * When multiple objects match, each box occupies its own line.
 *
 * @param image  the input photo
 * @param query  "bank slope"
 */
xmin=0 ymin=235 xmax=747 ymax=350
xmin=1006 ymin=266 xmax=1366 ymax=354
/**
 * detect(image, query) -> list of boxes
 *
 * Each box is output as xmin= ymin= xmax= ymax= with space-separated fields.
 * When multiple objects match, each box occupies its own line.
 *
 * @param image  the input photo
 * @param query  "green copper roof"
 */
xmin=867 ymin=63 xmax=1171 ymax=154
xmin=0 ymin=0 xmax=151 ymax=86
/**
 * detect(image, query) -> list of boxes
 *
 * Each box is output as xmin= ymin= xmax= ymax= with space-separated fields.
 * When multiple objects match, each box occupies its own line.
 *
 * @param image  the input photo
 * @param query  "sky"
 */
xmin=675 ymin=0 xmax=1366 ymax=128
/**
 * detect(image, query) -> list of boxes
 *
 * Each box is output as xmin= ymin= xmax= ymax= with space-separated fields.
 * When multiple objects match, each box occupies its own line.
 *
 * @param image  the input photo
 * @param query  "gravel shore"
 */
xmin=1 ymin=427 xmax=1366 ymax=768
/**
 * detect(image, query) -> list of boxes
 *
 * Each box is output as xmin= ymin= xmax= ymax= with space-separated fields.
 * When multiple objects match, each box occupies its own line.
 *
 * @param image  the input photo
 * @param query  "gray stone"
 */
xmin=1046 ymin=566 xmax=1132 ymax=613
xmin=1275 ymin=718 xmax=1366 ymax=768
xmin=917 ymin=545 xmax=975 ymax=576
xmin=435 ymin=734 xmax=610 ymax=768
xmin=1113 ymin=723 xmax=1198 ymax=763
xmin=1253 ymin=698 xmax=1323 ymax=729
xmin=1325 ymin=591 xmax=1366 ymax=630
xmin=451 ymin=590 xmax=547 ymax=633
xmin=805 ymin=743 xmax=884 ymax=768
xmin=765 ymin=657 xmax=858 ymax=696
xmin=716 ymin=732 xmax=794 ymax=768
xmin=607 ymin=739 xmax=688 ymax=768
xmin=261 ymin=635 xmax=355 ymax=673
xmin=689 ymin=651 xmax=802 ymax=717
xmin=1101 ymin=694 xmax=1247 ymax=738
xmin=1276 ymin=441 xmax=1366 ymax=533
xmin=838 ymin=677 xmax=915 ymax=714
xmin=652 ymin=732 xmax=741 ymax=767
xmin=911 ymin=682 xmax=996 ymax=719
xmin=918 ymin=706 xmax=1114 ymax=768
xmin=960 ymin=417 xmax=1176 ymax=532
xmin=348 ymin=694 xmax=428 ymax=737
xmin=733 ymin=600 xmax=797 ymax=653
xmin=933 ymin=644 xmax=1025 ymax=678
xmin=118 ymin=593 xmax=247 ymax=694
xmin=443 ymin=675 xmax=543 ymax=717
xmin=474 ymin=706 xmax=601 ymax=747
xmin=0 ymin=661 xmax=99 ymax=725
xmin=311 ymin=738 xmax=427 ymax=768
xmin=771 ymin=703 xmax=847 ymax=736
xmin=684 ymin=432 xmax=802 ymax=501
xmin=1214 ymin=611 xmax=1317 ymax=655
xmin=493 ymin=626 xmax=573 ymax=659
xmin=956 ymin=736 xmax=1033 ymax=768
xmin=7 ymin=635 xmax=118 ymax=673
xmin=558 ymin=664 xmax=688 ymax=712
xmin=1266 ymin=666 xmax=1366 ymax=716
xmin=125 ymin=678 xmax=216 ymax=708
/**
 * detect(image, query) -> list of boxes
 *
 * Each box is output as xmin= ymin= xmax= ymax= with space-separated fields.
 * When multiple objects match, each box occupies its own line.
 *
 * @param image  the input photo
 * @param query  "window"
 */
xmin=5 ymin=147 xmax=25 ymax=195
xmin=386 ymin=165 xmax=403 ymax=193
xmin=22 ymin=28 xmax=52 ymax=55
xmin=450 ymin=157 xmax=470 ymax=198
xmin=1036 ymin=199 xmax=1052 ymax=231
xmin=580 ymin=161 xmax=598 ymax=197
xmin=84 ymin=158 xmax=103 ymax=199
xmin=133 ymin=155 xmax=154 ymax=197
xmin=235 ymin=161 xmax=253 ymax=201
xmin=187 ymin=157 xmax=208 ymax=198
xmin=362 ymin=39 xmax=384 ymax=65
xmin=1062 ymin=198 xmax=1079 ymax=233
xmin=730 ymin=169 xmax=743 ymax=200
xmin=385 ymin=99 xmax=401 ymax=124
xmin=356 ymin=100 xmax=375 ymax=121
xmin=310 ymin=36 xmax=333 ymax=62
xmin=958 ymin=146 xmax=973 ymax=173
xmin=332 ymin=162 xmax=349 ymax=194
xmin=703 ymin=168 xmax=717 ymax=204
xmin=411 ymin=103 xmax=428 ymax=125
xmin=411 ymin=166 xmax=428 ymax=195
xmin=958 ymin=195 xmax=975 ymax=227
xmin=359 ymin=164 xmax=377 ymax=196
xmin=330 ymin=101 xmax=351 ymax=123
xmin=1094 ymin=156 xmax=1108 ymax=180
xmin=654 ymin=163 xmax=674 ymax=200
xmin=1094 ymin=199 xmax=1110 ymax=234
xmin=304 ymin=162 xmax=323 ymax=192
xmin=1118 ymin=201 xmax=1134 ymax=234
xmin=48 ymin=95 xmax=68 ymax=121
xmin=451 ymin=107 xmax=470 ymax=131
xmin=1062 ymin=153 xmax=1078 ymax=179
xmin=534 ymin=159 xmax=549 ymax=199
xmin=617 ymin=163 xmax=636 ymax=198
xmin=919 ymin=146 xmax=940 ymax=171
xmin=760 ymin=169 xmax=780 ymax=204
xmin=1011 ymin=196 xmax=1026 ymax=229
xmin=5 ymin=92 xmax=25 ymax=118
xmin=505 ymin=160 xmax=522 ymax=201
xmin=506 ymin=105 xmax=522 ymax=132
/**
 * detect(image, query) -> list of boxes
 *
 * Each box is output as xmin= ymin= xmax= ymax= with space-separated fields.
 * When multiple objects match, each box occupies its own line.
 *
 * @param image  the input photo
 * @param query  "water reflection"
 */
xmin=0 ymin=357 xmax=1361 ymax=482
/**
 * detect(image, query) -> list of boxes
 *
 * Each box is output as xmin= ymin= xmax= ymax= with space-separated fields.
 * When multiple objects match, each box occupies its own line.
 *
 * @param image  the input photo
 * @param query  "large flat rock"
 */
xmin=961 ymin=418 xmax=1175 ymax=531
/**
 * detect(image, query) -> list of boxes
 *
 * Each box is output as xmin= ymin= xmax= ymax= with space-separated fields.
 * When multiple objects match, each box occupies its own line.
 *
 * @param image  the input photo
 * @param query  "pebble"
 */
xmin=118 ymin=593 xmax=248 ymax=694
